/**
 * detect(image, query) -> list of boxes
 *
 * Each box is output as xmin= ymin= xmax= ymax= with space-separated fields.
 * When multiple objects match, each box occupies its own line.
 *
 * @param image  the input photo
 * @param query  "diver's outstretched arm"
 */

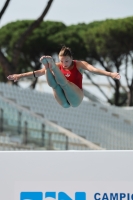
xmin=79 ymin=61 xmax=121 ymax=80
xmin=7 ymin=68 xmax=45 ymax=82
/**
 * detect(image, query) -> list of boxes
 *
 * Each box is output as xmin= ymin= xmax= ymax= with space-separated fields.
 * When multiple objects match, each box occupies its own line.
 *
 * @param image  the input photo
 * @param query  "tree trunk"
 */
xmin=0 ymin=0 xmax=11 ymax=20
xmin=114 ymin=81 xmax=120 ymax=106
xmin=12 ymin=0 xmax=54 ymax=67
xmin=0 ymin=50 xmax=15 ymax=76
xmin=30 ymin=78 xmax=38 ymax=89
xmin=84 ymin=71 xmax=112 ymax=104
xmin=129 ymin=79 xmax=133 ymax=106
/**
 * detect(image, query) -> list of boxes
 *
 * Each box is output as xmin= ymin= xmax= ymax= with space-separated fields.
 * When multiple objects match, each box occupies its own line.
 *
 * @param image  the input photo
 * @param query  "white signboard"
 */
xmin=0 ymin=151 xmax=133 ymax=199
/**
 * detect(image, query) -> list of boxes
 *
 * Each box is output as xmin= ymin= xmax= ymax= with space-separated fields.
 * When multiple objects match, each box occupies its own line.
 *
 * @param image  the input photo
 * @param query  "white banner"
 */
xmin=0 ymin=151 xmax=133 ymax=199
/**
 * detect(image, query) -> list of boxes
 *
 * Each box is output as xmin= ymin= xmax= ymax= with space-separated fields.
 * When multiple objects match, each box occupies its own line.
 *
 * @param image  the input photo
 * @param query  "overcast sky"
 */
xmin=0 ymin=0 xmax=133 ymax=27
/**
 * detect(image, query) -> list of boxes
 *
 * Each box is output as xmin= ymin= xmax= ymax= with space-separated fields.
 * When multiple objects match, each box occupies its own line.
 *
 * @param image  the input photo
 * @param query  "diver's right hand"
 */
xmin=40 ymin=55 xmax=55 ymax=70
xmin=7 ymin=74 xmax=21 ymax=82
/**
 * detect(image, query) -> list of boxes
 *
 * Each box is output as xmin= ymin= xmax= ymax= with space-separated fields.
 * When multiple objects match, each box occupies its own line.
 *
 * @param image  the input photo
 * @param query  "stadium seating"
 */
xmin=0 ymin=82 xmax=133 ymax=150
xmin=0 ymin=83 xmax=102 ymax=150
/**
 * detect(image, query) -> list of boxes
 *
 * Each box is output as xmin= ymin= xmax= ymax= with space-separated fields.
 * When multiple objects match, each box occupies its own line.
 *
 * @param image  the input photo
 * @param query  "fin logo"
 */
xmin=65 ymin=73 xmax=70 ymax=77
xmin=20 ymin=191 xmax=86 ymax=200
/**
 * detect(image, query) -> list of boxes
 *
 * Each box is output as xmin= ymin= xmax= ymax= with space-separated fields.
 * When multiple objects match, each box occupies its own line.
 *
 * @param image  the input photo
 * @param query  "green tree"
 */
xmin=49 ymin=26 xmax=88 ymax=59
xmin=82 ymin=17 xmax=133 ymax=106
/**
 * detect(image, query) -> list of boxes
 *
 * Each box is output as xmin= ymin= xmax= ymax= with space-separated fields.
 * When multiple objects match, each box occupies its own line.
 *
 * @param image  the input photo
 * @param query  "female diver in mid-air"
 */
xmin=7 ymin=46 xmax=120 ymax=108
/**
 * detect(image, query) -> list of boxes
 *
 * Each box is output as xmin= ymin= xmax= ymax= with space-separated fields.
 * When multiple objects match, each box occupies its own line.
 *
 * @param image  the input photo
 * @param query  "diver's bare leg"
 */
xmin=45 ymin=68 xmax=70 ymax=108
xmin=50 ymin=64 xmax=83 ymax=107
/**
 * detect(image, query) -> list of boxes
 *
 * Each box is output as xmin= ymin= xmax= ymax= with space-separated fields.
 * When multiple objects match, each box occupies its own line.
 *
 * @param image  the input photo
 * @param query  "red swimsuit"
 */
xmin=59 ymin=60 xmax=83 ymax=89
